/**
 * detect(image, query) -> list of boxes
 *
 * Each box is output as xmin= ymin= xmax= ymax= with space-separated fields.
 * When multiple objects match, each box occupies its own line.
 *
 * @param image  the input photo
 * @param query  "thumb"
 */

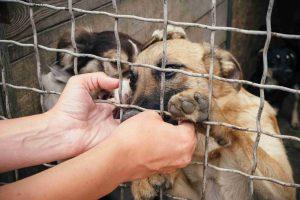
xmin=70 ymin=72 xmax=119 ymax=92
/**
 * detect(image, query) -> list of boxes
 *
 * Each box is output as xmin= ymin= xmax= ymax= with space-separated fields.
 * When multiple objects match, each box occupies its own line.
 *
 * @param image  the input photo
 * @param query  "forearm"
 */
xmin=0 ymin=136 xmax=126 ymax=200
xmin=0 ymin=112 xmax=79 ymax=172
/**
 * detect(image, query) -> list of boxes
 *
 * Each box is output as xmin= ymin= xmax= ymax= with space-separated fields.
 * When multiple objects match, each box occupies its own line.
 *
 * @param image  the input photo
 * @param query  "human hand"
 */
xmin=111 ymin=110 xmax=196 ymax=181
xmin=47 ymin=72 xmax=120 ymax=155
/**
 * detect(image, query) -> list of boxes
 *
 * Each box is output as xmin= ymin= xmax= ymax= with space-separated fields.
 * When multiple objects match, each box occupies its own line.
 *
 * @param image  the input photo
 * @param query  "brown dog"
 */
xmin=123 ymin=26 xmax=295 ymax=200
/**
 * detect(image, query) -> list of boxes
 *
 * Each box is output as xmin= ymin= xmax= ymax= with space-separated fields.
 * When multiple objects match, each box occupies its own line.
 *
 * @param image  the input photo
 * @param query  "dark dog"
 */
xmin=249 ymin=47 xmax=299 ymax=128
xmin=123 ymin=26 xmax=295 ymax=200
xmin=42 ymin=27 xmax=142 ymax=110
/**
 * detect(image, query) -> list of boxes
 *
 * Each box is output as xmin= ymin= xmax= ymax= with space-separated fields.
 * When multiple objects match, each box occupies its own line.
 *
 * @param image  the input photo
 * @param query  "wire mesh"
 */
xmin=0 ymin=0 xmax=300 ymax=200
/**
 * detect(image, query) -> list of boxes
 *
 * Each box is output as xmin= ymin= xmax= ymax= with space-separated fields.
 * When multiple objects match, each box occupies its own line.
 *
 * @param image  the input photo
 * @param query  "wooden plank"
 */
xmin=4 ymin=52 xmax=45 ymax=117
xmin=0 ymin=24 xmax=16 ymax=117
xmin=229 ymin=0 xmax=268 ymax=79
xmin=186 ymin=0 xmax=228 ymax=45
xmin=8 ymin=0 xmax=225 ymax=63
xmin=5 ymin=0 xmax=110 ymax=41
xmin=7 ymin=0 xmax=111 ymax=63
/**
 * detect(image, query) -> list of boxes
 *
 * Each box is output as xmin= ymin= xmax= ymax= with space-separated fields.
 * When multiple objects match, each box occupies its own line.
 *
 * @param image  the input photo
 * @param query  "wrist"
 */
xmin=43 ymin=110 xmax=85 ymax=158
xmin=89 ymin=136 xmax=129 ymax=186
xmin=0 ymin=112 xmax=83 ymax=172
xmin=104 ymin=133 xmax=141 ymax=183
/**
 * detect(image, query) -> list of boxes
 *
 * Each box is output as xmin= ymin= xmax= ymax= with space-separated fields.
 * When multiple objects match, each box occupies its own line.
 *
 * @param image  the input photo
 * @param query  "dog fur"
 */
xmin=124 ymin=26 xmax=295 ymax=200
xmin=248 ymin=47 xmax=299 ymax=128
xmin=42 ymin=27 xmax=141 ymax=110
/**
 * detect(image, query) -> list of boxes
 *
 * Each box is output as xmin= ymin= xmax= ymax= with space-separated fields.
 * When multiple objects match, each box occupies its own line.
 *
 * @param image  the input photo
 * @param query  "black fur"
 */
xmin=248 ymin=47 xmax=299 ymax=109
xmin=56 ymin=30 xmax=142 ymax=75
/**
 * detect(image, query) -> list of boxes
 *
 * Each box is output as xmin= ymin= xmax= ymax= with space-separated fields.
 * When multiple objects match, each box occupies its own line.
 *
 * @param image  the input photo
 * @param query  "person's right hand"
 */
xmin=112 ymin=110 xmax=196 ymax=181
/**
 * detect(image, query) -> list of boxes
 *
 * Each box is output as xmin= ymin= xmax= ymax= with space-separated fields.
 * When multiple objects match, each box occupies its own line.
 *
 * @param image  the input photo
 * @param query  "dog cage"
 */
xmin=0 ymin=0 xmax=300 ymax=199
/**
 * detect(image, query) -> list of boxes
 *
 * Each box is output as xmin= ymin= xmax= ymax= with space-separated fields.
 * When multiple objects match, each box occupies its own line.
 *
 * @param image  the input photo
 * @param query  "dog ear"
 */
xmin=142 ymin=25 xmax=187 ymax=50
xmin=203 ymin=43 xmax=243 ymax=90
xmin=56 ymin=27 xmax=94 ymax=70
xmin=48 ymin=65 xmax=72 ymax=83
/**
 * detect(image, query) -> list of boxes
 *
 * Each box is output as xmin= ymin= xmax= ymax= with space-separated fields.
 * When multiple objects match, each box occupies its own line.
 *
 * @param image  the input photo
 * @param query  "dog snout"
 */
xmin=113 ymin=78 xmax=132 ymax=104
xmin=121 ymin=109 xmax=141 ymax=122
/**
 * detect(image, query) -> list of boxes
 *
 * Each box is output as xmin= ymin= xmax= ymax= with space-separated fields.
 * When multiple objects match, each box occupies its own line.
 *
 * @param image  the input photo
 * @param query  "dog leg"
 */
xmin=131 ymin=174 xmax=171 ymax=200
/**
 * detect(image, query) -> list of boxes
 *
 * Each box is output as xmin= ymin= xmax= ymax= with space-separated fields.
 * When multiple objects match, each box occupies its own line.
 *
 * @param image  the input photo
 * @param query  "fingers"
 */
xmin=175 ymin=122 xmax=196 ymax=168
xmin=70 ymin=72 xmax=119 ymax=92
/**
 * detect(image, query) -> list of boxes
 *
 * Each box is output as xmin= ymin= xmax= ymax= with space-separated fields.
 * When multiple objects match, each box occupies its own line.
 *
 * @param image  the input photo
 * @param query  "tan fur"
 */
xmin=102 ymin=49 xmax=130 ymax=77
xmin=130 ymin=35 xmax=295 ymax=199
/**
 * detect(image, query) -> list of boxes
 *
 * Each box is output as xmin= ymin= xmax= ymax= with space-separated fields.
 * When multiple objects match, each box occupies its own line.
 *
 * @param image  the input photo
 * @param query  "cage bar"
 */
xmin=68 ymin=0 xmax=79 ymax=75
xmin=201 ymin=0 xmax=217 ymax=199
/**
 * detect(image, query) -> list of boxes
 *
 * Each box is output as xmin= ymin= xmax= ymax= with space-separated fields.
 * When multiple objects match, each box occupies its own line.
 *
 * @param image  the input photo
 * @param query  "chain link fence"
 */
xmin=0 ymin=0 xmax=300 ymax=199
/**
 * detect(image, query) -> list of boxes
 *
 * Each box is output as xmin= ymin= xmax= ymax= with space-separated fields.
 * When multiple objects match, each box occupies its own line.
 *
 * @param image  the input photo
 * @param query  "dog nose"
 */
xmin=121 ymin=109 xmax=141 ymax=122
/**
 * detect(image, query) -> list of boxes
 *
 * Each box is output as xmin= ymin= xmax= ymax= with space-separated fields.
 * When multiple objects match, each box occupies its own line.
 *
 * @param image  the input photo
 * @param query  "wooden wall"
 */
xmin=1 ymin=0 xmax=228 ymax=118
xmin=229 ymin=0 xmax=268 ymax=79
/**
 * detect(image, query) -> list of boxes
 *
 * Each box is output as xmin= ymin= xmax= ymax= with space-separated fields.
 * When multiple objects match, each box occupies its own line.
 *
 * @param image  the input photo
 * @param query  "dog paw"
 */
xmin=168 ymin=91 xmax=209 ymax=123
xmin=131 ymin=175 xmax=167 ymax=200
xmin=152 ymin=25 xmax=186 ymax=41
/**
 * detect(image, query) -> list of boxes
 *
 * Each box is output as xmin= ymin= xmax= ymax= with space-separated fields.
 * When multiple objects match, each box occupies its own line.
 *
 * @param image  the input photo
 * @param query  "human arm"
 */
xmin=0 ymin=72 xmax=119 ymax=172
xmin=0 ymin=111 xmax=196 ymax=200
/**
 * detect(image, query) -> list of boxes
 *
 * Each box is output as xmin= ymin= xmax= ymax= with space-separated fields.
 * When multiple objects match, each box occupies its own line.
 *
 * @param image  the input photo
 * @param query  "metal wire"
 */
xmin=111 ymin=0 xmax=127 ymax=197
xmin=201 ymin=0 xmax=216 ymax=199
xmin=29 ymin=0 xmax=44 ymax=113
xmin=68 ymin=0 xmax=79 ymax=75
xmin=1 ymin=0 xmax=300 ymax=199
xmin=249 ymin=0 xmax=274 ymax=198
xmin=112 ymin=0 xmax=123 ymax=120
xmin=158 ymin=1 xmax=168 ymax=199
xmin=192 ymin=162 xmax=300 ymax=188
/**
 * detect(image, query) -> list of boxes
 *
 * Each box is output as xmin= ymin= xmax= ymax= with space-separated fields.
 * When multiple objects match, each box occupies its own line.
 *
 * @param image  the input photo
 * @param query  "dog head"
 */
xmin=42 ymin=28 xmax=142 ymax=111
xmin=263 ymin=48 xmax=297 ymax=86
xmin=56 ymin=27 xmax=142 ymax=77
xmin=123 ymin=26 xmax=242 ymax=121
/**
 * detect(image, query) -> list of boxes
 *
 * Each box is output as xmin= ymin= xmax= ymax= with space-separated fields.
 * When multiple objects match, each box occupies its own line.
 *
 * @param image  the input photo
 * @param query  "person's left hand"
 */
xmin=47 ymin=72 xmax=120 ymax=155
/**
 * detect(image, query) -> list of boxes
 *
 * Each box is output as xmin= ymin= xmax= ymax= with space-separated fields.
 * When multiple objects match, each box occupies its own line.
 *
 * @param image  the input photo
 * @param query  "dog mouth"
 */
xmin=119 ymin=108 xmax=178 ymax=125
xmin=113 ymin=107 xmax=121 ymax=119
xmin=162 ymin=114 xmax=178 ymax=125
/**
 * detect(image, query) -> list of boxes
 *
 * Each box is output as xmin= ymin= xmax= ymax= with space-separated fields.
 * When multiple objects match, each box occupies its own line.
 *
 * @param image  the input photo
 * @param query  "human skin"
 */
xmin=0 ymin=72 xmax=196 ymax=199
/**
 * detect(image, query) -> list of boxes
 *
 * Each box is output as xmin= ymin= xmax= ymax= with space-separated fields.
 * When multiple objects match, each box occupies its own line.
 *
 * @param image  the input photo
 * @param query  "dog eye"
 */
xmin=129 ymin=71 xmax=138 ymax=90
xmin=164 ymin=64 xmax=182 ymax=79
